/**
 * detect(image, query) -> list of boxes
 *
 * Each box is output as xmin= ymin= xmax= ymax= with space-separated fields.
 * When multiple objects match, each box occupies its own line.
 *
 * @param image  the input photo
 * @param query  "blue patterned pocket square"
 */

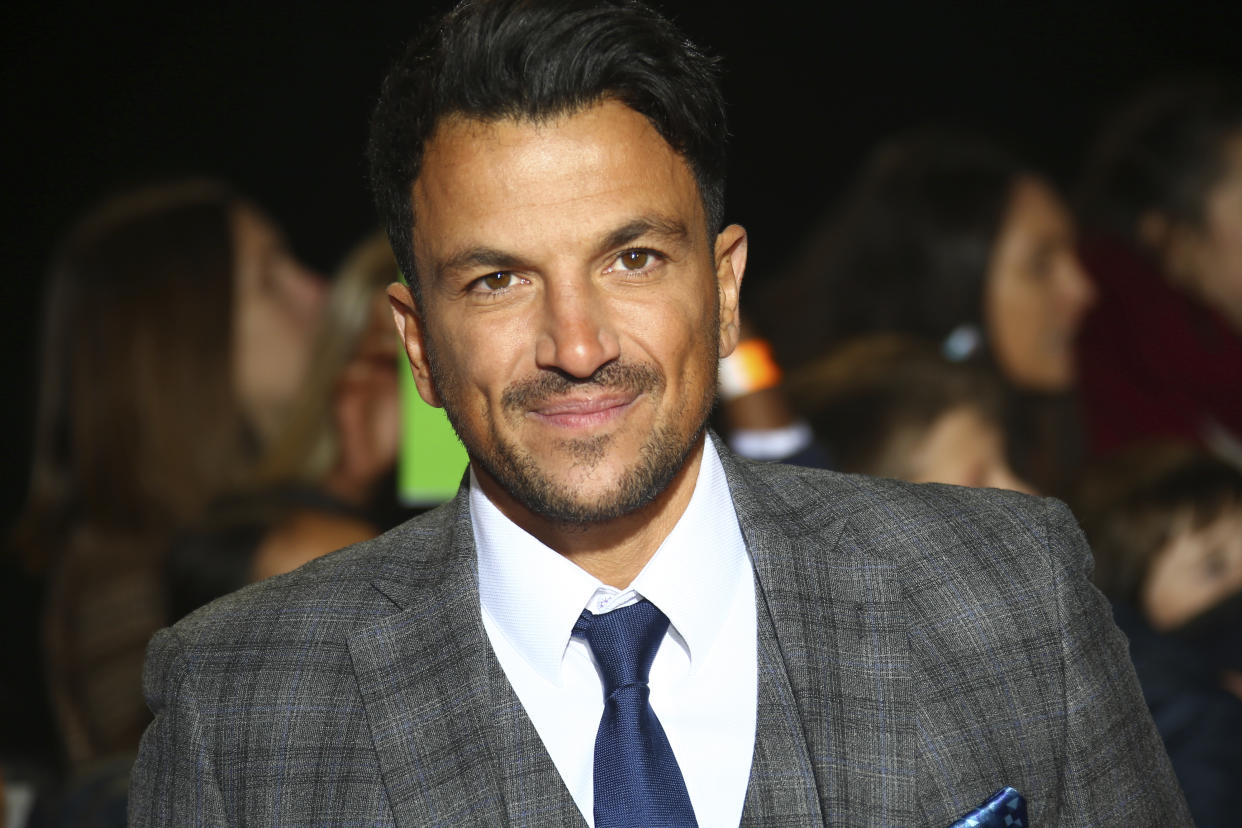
xmin=946 ymin=786 xmax=1028 ymax=827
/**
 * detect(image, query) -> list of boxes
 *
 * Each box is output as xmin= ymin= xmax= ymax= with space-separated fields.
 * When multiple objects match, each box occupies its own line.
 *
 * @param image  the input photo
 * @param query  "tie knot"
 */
xmin=574 ymin=599 xmax=670 ymax=694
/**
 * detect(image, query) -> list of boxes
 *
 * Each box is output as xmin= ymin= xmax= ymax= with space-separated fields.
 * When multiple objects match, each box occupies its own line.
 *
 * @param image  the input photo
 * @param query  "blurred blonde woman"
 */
xmin=167 ymin=232 xmax=404 ymax=617
xmin=251 ymin=231 xmax=404 ymax=578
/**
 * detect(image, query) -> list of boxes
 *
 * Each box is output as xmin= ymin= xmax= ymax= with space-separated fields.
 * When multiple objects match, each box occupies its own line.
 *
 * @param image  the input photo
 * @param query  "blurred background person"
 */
xmin=756 ymin=130 xmax=1096 ymax=493
xmin=785 ymin=334 xmax=1031 ymax=491
xmin=1076 ymin=80 xmax=1242 ymax=467
xmin=166 ymin=231 xmax=405 ymax=621
xmin=1076 ymin=444 xmax=1242 ymax=828
xmin=8 ymin=180 xmax=324 ymax=814
xmin=765 ymin=129 xmax=1095 ymax=392
xmin=251 ymin=231 xmax=405 ymax=575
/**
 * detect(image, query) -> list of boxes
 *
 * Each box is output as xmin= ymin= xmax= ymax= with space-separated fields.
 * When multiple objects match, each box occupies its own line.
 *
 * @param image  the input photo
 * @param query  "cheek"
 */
xmin=1208 ymin=216 xmax=1242 ymax=287
xmin=234 ymin=292 xmax=276 ymax=379
xmin=624 ymin=285 xmax=714 ymax=360
xmin=1193 ymin=181 xmax=1242 ymax=303
xmin=984 ymin=266 xmax=1079 ymax=391
xmin=1141 ymin=544 xmax=1222 ymax=631
xmin=423 ymin=313 xmax=524 ymax=410
xmin=985 ymin=270 xmax=1039 ymax=355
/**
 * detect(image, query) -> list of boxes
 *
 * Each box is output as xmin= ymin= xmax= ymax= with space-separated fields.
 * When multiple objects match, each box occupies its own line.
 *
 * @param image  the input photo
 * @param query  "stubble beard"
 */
xmin=426 ymin=340 xmax=719 ymax=527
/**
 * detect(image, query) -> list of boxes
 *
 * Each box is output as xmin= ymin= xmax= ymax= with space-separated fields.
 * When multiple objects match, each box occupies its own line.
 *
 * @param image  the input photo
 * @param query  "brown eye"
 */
xmin=481 ymin=272 xmax=512 ymax=291
xmin=620 ymin=250 xmax=650 ymax=270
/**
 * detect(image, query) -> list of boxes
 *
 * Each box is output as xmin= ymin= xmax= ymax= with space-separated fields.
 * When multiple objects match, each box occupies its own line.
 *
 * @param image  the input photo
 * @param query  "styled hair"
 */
xmin=762 ymin=130 xmax=1025 ymax=371
xmin=367 ymin=0 xmax=727 ymax=301
xmin=1078 ymin=79 xmax=1242 ymax=241
xmin=1075 ymin=443 xmax=1242 ymax=606
xmin=785 ymin=334 xmax=1005 ymax=479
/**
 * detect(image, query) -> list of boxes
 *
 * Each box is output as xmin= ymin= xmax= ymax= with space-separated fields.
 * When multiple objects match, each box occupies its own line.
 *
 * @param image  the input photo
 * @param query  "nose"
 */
xmin=534 ymin=277 xmax=621 ymax=378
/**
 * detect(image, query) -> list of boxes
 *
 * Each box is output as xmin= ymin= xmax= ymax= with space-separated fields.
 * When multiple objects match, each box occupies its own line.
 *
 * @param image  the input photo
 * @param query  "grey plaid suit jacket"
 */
xmin=130 ymin=446 xmax=1192 ymax=826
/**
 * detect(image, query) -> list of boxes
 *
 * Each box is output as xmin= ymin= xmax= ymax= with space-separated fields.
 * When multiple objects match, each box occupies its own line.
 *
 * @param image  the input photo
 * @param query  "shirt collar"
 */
xmin=473 ymin=434 xmax=749 ymax=685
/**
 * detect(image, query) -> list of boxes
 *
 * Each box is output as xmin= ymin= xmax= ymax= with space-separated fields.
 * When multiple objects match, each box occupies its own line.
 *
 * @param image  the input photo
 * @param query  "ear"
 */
xmin=386 ymin=282 xmax=443 ymax=408
xmin=713 ymin=223 xmax=748 ymax=358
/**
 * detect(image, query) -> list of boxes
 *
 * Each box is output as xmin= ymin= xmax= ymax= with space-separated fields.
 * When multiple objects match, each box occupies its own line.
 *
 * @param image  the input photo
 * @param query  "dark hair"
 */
xmin=785 ymin=334 xmax=1005 ymax=478
xmin=763 ymin=130 xmax=1025 ymax=370
xmin=1079 ymin=80 xmax=1242 ymax=240
xmin=1075 ymin=443 xmax=1242 ymax=606
xmin=367 ymin=0 xmax=727 ymax=301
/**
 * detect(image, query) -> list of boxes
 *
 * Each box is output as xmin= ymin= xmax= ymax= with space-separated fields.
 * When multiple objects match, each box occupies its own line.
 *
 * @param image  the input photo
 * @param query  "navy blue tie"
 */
xmin=574 ymin=599 xmax=698 ymax=828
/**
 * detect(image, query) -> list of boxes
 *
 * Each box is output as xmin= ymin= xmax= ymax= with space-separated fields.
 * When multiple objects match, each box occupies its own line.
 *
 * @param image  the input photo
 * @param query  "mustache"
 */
xmin=501 ymin=361 xmax=664 ymax=411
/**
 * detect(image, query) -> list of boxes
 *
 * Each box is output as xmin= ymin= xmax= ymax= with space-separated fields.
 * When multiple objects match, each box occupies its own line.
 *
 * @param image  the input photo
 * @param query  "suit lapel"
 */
xmin=347 ymin=489 xmax=583 ymax=827
xmin=347 ymin=491 xmax=509 ymax=827
xmin=723 ymin=451 xmax=915 ymax=828
xmin=741 ymin=568 xmax=825 ymax=825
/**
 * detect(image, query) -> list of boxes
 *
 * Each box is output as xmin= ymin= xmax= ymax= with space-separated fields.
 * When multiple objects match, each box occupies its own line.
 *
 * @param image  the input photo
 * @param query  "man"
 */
xmin=131 ymin=1 xmax=1190 ymax=825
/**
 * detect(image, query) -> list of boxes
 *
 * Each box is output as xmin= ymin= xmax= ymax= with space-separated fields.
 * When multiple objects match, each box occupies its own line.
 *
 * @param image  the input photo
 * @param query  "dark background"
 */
xmin=5 ymin=0 xmax=1242 ymax=528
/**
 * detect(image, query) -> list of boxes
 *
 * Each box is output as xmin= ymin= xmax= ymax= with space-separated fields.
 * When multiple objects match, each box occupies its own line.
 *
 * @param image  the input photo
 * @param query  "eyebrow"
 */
xmin=433 ymin=247 xmax=533 ymax=282
xmin=597 ymin=215 xmax=689 ymax=253
xmin=430 ymin=214 xmax=690 ymax=282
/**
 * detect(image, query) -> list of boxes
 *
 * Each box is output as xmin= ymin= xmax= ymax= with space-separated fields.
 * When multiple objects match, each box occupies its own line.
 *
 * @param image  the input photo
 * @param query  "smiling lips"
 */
xmin=528 ymin=392 xmax=638 ymax=429
xmin=500 ymin=361 xmax=664 ymax=431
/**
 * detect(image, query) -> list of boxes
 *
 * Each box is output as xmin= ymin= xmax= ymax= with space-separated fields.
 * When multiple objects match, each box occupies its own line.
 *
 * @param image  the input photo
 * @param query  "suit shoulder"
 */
xmin=735 ymin=457 xmax=1056 ymax=547
xmin=168 ymin=497 xmax=461 ymax=650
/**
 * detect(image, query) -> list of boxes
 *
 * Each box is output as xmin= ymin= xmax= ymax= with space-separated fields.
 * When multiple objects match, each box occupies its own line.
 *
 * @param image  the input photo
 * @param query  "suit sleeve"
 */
xmin=129 ymin=626 xmax=230 ymax=826
xmin=1042 ymin=497 xmax=1193 ymax=826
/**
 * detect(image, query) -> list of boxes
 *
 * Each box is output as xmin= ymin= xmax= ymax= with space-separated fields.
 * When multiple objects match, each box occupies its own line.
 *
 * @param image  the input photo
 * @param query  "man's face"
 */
xmin=389 ymin=100 xmax=745 ymax=527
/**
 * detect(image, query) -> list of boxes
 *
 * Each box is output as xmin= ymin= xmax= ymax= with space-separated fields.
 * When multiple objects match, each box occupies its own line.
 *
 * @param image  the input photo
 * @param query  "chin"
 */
xmin=480 ymin=419 xmax=705 ymax=526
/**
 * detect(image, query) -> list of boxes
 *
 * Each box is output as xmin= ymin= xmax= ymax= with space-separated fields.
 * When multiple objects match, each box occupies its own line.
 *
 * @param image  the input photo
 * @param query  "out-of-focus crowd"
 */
xmin=2 ymin=79 xmax=1240 ymax=827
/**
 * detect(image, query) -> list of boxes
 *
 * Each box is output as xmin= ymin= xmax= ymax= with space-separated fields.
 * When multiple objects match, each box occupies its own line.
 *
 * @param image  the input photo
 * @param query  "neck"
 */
xmin=474 ymin=434 xmax=707 ymax=589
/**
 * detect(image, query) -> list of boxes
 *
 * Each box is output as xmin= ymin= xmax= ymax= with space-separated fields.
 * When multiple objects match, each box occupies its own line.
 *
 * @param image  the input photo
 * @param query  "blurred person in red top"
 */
xmin=1076 ymin=80 xmax=1242 ymax=465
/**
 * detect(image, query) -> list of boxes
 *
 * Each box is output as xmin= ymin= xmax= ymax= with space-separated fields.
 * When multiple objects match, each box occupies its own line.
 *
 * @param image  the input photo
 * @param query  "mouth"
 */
xmin=502 ymin=361 xmax=664 ymax=432
xmin=527 ymin=392 xmax=639 ymax=430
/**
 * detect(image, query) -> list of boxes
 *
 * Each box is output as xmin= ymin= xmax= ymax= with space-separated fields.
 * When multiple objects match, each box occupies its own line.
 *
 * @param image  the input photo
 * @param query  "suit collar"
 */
xmin=361 ymin=484 xmax=473 ymax=611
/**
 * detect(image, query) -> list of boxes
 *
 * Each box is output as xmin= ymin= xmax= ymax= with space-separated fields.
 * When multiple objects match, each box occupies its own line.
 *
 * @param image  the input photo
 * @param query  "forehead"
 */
xmin=410 ymin=100 xmax=704 ymax=270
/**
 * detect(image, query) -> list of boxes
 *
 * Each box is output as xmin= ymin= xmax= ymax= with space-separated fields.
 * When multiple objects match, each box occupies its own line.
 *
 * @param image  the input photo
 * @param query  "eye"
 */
xmin=606 ymin=248 xmax=663 ymax=275
xmin=619 ymin=250 xmax=650 ymax=270
xmin=471 ymin=272 xmax=522 ymax=293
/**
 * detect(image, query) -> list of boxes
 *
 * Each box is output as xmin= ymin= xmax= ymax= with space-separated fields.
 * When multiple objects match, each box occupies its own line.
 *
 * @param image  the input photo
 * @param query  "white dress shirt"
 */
xmin=473 ymin=435 xmax=757 ymax=827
